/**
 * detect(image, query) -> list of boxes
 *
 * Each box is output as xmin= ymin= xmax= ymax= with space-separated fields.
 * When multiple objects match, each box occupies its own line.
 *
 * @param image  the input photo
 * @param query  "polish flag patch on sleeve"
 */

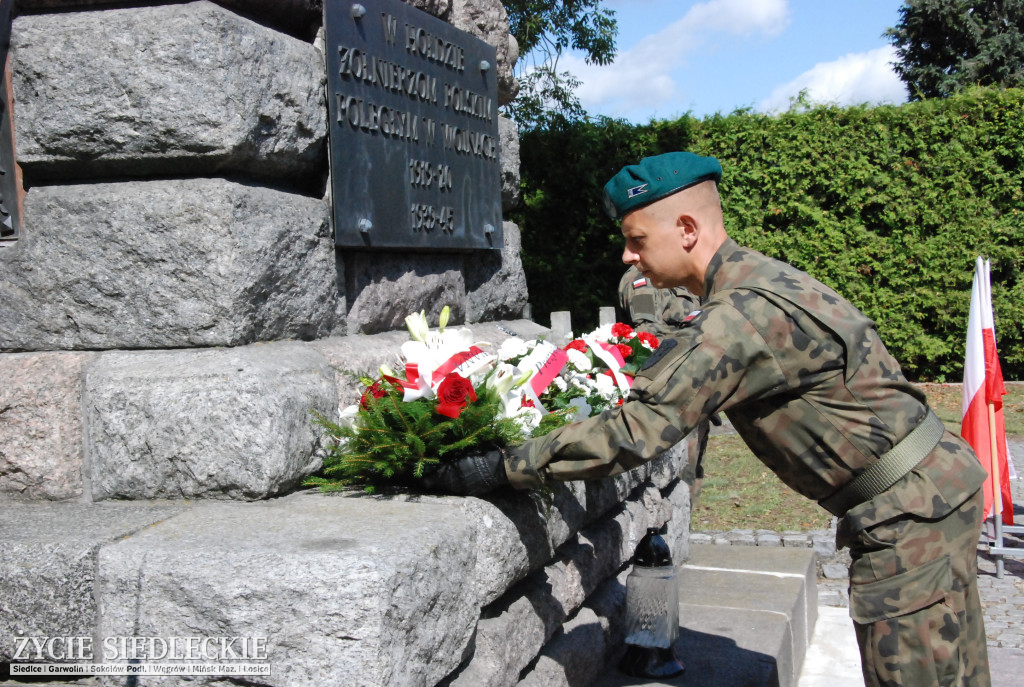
xmin=632 ymin=277 xmax=648 ymax=288
xmin=683 ymin=309 xmax=702 ymax=323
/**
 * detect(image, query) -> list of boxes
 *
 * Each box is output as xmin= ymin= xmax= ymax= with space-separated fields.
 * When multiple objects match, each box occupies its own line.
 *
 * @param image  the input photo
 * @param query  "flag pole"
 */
xmin=988 ymin=400 xmax=1004 ymax=578
xmin=989 ymin=402 xmax=1003 ymax=516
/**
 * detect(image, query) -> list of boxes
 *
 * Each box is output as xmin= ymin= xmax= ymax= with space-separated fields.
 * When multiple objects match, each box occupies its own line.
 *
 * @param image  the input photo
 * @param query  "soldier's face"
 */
xmin=620 ymin=206 xmax=691 ymax=289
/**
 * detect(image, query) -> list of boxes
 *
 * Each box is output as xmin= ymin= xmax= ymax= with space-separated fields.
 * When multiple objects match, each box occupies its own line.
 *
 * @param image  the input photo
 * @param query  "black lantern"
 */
xmin=618 ymin=526 xmax=685 ymax=679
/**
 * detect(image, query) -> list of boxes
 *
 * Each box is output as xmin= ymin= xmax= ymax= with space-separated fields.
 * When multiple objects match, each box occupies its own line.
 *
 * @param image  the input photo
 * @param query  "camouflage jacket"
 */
xmin=616 ymin=266 xmax=699 ymax=337
xmin=507 ymin=240 xmax=986 ymax=525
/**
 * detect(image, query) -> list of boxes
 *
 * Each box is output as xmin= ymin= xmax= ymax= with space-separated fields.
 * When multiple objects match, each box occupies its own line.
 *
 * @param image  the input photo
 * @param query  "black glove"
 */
xmin=421 ymin=449 xmax=509 ymax=496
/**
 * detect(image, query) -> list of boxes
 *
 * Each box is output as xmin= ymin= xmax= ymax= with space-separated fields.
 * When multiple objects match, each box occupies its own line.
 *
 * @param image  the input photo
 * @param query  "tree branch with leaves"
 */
xmin=502 ymin=0 xmax=618 ymax=128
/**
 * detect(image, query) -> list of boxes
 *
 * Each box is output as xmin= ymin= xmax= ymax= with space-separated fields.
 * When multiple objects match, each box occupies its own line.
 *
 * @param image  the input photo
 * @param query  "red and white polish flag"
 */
xmin=961 ymin=257 xmax=1015 ymax=525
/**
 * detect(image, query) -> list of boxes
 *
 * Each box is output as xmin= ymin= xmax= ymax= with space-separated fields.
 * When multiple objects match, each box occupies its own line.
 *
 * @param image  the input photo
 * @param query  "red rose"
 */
xmin=637 ymin=331 xmax=660 ymax=349
xmin=615 ymin=343 xmax=634 ymax=360
xmin=435 ymin=373 xmax=477 ymax=419
xmin=564 ymin=339 xmax=588 ymax=353
xmin=359 ymin=380 xmax=389 ymax=410
xmin=611 ymin=322 xmax=634 ymax=340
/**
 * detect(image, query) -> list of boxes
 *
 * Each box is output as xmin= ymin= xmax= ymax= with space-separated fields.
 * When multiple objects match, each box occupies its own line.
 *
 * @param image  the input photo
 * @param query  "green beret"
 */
xmin=602 ymin=152 xmax=722 ymax=219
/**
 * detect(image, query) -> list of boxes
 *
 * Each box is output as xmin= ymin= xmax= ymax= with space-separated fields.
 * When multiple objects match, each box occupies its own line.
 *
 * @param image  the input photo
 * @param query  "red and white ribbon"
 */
xmin=586 ymin=338 xmax=632 ymax=394
xmin=517 ymin=341 xmax=569 ymax=414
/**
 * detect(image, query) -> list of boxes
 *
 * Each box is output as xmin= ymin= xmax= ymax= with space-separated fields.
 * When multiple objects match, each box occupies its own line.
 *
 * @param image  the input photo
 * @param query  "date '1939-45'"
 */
xmin=411 ymin=204 xmax=454 ymax=234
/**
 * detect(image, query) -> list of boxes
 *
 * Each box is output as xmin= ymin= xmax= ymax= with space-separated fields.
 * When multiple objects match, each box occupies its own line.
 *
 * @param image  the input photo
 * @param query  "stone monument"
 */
xmin=0 ymin=2 xmax=694 ymax=684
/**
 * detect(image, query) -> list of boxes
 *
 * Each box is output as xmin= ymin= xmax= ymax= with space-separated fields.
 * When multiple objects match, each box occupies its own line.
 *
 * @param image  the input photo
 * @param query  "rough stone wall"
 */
xmin=1 ymin=0 xmax=525 ymax=351
xmin=0 ymin=0 xmax=526 ymax=492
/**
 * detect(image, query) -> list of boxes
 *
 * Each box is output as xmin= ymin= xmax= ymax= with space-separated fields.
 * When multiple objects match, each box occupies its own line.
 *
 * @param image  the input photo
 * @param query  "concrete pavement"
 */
xmin=797 ymin=606 xmax=861 ymax=687
xmin=797 ymin=471 xmax=1024 ymax=687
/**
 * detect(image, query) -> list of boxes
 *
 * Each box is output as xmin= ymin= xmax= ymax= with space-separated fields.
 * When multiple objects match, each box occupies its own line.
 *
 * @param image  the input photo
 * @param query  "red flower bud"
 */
xmin=359 ymin=380 xmax=389 ymax=410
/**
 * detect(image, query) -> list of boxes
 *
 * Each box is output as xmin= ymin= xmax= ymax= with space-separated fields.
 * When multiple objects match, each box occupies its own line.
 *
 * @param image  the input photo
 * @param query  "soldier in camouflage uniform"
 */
xmin=618 ymin=265 xmax=710 ymax=510
xmin=616 ymin=265 xmax=699 ymax=337
xmin=427 ymin=152 xmax=990 ymax=686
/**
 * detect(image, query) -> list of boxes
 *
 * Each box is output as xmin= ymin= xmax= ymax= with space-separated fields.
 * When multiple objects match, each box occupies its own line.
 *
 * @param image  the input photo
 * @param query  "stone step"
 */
xmin=0 ymin=493 xmax=515 ymax=685
xmin=593 ymin=543 xmax=818 ymax=687
xmin=0 ymin=445 xmax=691 ymax=687
xmin=0 ymin=320 xmax=550 ymax=502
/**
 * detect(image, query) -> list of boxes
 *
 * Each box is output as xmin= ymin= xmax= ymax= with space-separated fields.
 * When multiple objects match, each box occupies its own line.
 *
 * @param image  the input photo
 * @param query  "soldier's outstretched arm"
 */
xmin=503 ymin=303 xmax=789 ymax=488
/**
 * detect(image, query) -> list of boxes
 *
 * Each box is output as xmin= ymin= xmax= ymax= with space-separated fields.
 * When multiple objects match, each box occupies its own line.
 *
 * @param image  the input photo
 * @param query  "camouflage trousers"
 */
xmin=846 ymin=488 xmax=990 ymax=687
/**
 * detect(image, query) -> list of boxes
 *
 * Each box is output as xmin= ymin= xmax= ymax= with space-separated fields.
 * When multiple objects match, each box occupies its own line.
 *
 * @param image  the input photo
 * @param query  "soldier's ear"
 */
xmin=677 ymin=213 xmax=699 ymax=250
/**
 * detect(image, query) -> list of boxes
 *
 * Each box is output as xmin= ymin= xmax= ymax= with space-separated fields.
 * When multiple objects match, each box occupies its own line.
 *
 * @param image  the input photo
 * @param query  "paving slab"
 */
xmin=594 ymin=544 xmax=817 ymax=687
xmin=682 ymin=544 xmax=817 ymax=680
xmin=797 ymin=606 xmax=861 ymax=687
xmin=989 ymin=646 xmax=1024 ymax=687
xmin=595 ymin=605 xmax=785 ymax=687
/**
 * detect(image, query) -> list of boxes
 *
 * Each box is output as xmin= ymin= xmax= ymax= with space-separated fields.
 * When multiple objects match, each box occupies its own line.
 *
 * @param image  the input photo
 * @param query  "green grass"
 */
xmin=692 ymin=383 xmax=1024 ymax=533
xmin=694 ymin=433 xmax=832 ymax=531
xmin=918 ymin=381 xmax=1024 ymax=436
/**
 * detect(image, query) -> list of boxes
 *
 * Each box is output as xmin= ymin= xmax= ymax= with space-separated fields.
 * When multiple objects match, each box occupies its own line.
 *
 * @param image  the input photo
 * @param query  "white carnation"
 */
xmin=338 ymin=404 xmax=359 ymax=428
xmin=566 ymin=348 xmax=592 ymax=372
xmin=594 ymin=373 xmax=617 ymax=397
xmin=513 ymin=406 xmax=542 ymax=431
xmin=569 ymin=374 xmax=595 ymax=393
xmin=567 ymin=396 xmax=593 ymax=421
xmin=498 ymin=337 xmax=530 ymax=360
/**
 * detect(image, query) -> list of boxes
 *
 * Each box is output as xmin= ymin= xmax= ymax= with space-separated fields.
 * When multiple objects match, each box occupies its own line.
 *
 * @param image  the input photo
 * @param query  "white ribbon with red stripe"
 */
xmin=585 ymin=338 xmax=632 ymax=394
xmin=396 ymin=345 xmax=495 ymax=402
xmin=516 ymin=341 xmax=569 ymax=413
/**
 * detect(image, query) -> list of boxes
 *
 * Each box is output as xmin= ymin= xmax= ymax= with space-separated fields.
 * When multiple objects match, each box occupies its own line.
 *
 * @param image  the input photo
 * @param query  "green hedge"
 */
xmin=512 ymin=87 xmax=1024 ymax=381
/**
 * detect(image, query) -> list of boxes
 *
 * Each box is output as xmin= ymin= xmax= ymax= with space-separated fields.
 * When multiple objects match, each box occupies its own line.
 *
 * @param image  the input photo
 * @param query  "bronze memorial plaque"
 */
xmin=0 ymin=0 xmax=19 ymax=246
xmin=325 ymin=0 xmax=503 ymax=251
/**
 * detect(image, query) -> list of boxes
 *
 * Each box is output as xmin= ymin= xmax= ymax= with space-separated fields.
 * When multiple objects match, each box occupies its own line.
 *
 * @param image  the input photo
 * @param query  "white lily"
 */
xmin=488 ymin=364 xmax=535 ymax=417
xmin=338 ymin=404 xmax=359 ymax=427
xmin=404 ymin=310 xmax=430 ymax=343
xmin=400 ymin=307 xmax=494 ymax=400
xmin=487 ymin=362 xmax=519 ymax=397
xmin=401 ymin=326 xmax=476 ymax=375
xmin=328 ymin=404 xmax=361 ymax=452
